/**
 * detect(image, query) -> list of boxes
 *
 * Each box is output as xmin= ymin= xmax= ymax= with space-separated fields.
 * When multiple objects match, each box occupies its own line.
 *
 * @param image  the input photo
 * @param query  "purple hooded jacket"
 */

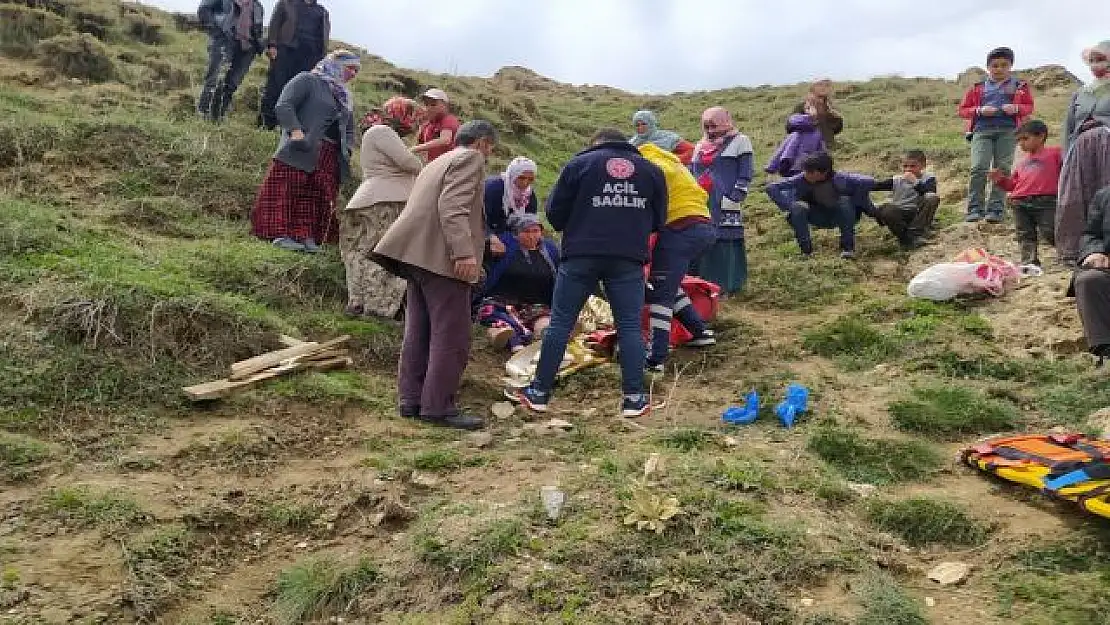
xmin=765 ymin=114 xmax=826 ymax=177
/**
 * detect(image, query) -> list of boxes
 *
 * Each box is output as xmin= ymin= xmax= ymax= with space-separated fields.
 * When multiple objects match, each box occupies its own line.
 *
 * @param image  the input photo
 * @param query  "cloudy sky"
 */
xmin=146 ymin=0 xmax=1104 ymax=93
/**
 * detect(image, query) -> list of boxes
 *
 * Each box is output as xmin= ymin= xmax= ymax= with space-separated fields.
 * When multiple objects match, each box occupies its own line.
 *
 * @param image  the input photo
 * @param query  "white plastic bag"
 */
xmin=907 ymin=262 xmax=1000 ymax=301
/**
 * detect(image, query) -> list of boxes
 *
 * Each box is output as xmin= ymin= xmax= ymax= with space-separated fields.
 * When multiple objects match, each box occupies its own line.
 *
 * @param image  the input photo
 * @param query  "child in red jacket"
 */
xmin=989 ymin=120 xmax=1063 ymax=266
xmin=958 ymin=47 xmax=1036 ymax=223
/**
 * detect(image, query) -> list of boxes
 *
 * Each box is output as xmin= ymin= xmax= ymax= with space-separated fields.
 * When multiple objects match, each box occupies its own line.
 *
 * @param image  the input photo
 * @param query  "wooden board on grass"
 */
xmin=229 ymin=335 xmax=349 ymax=381
xmin=184 ymin=356 xmax=352 ymax=401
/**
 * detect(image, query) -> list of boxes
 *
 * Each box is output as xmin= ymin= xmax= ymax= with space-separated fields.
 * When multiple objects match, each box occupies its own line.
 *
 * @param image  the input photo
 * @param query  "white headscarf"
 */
xmin=501 ymin=156 xmax=537 ymax=215
xmin=1083 ymin=40 xmax=1110 ymax=94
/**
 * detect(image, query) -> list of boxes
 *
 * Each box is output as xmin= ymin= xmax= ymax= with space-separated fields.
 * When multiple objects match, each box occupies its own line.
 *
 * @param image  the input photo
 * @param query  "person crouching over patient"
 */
xmin=476 ymin=213 xmax=558 ymax=353
xmin=873 ymin=149 xmax=940 ymax=250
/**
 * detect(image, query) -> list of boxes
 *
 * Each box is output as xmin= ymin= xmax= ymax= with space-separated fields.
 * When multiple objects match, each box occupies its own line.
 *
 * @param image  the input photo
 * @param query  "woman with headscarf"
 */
xmin=251 ymin=50 xmax=361 ymax=253
xmin=689 ymin=107 xmax=755 ymax=295
xmin=483 ymin=156 xmax=538 ymax=254
xmin=792 ymin=79 xmax=844 ymax=145
xmin=1056 ymin=41 xmax=1110 ymax=266
xmin=340 ymin=96 xmax=422 ymax=319
xmin=475 ymin=213 xmax=559 ymax=353
xmin=630 ymin=110 xmax=695 ymax=165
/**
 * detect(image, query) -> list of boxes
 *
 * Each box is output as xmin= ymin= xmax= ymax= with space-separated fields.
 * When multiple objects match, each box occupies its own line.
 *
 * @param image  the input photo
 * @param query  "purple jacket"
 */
xmin=765 ymin=114 xmax=826 ymax=177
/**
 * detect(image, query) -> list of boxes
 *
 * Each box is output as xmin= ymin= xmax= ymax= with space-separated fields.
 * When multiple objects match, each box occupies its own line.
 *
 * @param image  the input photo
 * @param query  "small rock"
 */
xmin=847 ymin=482 xmax=877 ymax=498
xmin=540 ymin=486 xmax=567 ymax=521
xmin=409 ymin=471 xmax=439 ymax=489
xmin=295 ymin=541 xmax=309 ymax=549
xmin=581 ymin=408 xmax=598 ymax=418
xmin=800 ymin=598 xmax=815 ymax=608
xmin=928 ymin=561 xmax=971 ymax=586
xmin=523 ymin=418 xmax=575 ymax=436
xmin=643 ymin=453 xmax=663 ymax=478
xmin=721 ymin=435 xmax=741 ymax=448
xmin=925 ymin=597 xmax=936 ymax=608
xmin=370 ymin=499 xmax=416 ymax=527
xmin=467 ymin=431 xmax=494 ymax=449
xmin=491 ymin=402 xmax=516 ymax=419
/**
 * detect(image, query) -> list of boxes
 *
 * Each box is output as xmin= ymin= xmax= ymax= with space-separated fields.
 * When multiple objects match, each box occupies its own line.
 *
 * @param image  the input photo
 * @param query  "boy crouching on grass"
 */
xmin=873 ymin=149 xmax=940 ymax=250
xmin=989 ymin=120 xmax=1063 ymax=267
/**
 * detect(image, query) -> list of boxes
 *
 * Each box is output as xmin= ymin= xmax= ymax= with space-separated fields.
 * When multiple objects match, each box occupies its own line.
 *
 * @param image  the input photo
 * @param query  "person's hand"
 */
xmin=1083 ymin=253 xmax=1110 ymax=269
xmin=488 ymin=235 xmax=506 ymax=256
xmin=266 ymin=46 xmax=278 ymax=60
xmin=987 ymin=168 xmax=1004 ymax=183
xmin=290 ymin=129 xmax=306 ymax=141
xmin=1079 ymin=119 xmax=1105 ymax=133
xmin=980 ymin=105 xmax=999 ymax=116
xmin=453 ymin=257 xmax=480 ymax=283
xmin=1002 ymin=103 xmax=1018 ymax=115
xmin=902 ymin=171 xmax=917 ymax=184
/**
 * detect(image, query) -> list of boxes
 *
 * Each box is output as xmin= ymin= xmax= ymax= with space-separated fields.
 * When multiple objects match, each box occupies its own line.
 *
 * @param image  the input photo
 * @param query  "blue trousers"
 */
xmin=648 ymin=222 xmax=714 ymax=363
xmin=787 ymin=198 xmax=857 ymax=254
xmin=531 ymin=256 xmax=646 ymax=397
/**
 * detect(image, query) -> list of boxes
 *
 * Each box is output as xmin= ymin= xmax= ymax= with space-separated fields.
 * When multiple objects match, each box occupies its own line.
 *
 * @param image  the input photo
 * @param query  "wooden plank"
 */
xmin=184 ymin=356 xmax=353 ymax=401
xmin=229 ymin=335 xmax=349 ymax=381
xmin=302 ymin=348 xmax=349 ymax=362
xmin=278 ymin=335 xmax=307 ymax=347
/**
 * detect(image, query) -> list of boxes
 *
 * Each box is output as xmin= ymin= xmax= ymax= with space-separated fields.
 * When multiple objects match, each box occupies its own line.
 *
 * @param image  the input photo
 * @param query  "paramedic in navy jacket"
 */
xmin=506 ymin=129 xmax=667 ymax=418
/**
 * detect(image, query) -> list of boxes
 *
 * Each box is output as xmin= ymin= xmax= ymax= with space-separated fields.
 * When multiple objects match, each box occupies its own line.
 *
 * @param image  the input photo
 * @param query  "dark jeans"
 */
xmin=199 ymin=32 xmax=256 ymax=120
xmin=648 ymin=222 xmax=714 ymax=362
xmin=787 ymin=198 xmax=857 ymax=254
xmin=1074 ymin=268 xmax=1110 ymax=353
xmin=1013 ymin=195 xmax=1057 ymax=265
xmin=532 ymin=256 xmax=646 ymax=397
xmin=877 ymin=193 xmax=941 ymax=243
xmin=259 ymin=44 xmax=321 ymax=129
xmin=397 ymin=266 xmax=472 ymax=417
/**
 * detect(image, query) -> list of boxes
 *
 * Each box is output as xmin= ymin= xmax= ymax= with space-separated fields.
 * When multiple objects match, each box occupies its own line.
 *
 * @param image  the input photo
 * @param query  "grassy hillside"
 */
xmin=1 ymin=1 xmax=1108 ymax=624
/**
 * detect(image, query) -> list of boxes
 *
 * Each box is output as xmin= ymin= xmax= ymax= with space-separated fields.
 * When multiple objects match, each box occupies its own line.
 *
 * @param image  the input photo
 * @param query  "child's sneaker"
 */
xmin=645 ymin=360 xmax=665 ymax=375
xmin=505 ymin=386 xmax=549 ymax=413
xmin=985 ymin=213 xmax=1004 ymax=224
xmin=839 ymin=250 xmax=856 ymax=260
xmin=621 ymin=394 xmax=665 ymax=418
xmin=686 ymin=330 xmax=716 ymax=347
xmin=964 ymin=212 xmax=984 ymax=223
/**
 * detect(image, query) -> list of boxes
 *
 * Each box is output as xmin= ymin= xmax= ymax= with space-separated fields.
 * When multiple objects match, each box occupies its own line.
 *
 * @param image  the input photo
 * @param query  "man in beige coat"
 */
xmin=372 ymin=120 xmax=498 ymax=430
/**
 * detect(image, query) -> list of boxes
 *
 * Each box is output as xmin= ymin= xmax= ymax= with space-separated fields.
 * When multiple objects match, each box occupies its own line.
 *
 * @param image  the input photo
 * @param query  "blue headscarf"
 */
xmin=630 ymin=110 xmax=682 ymax=151
xmin=312 ymin=50 xmax=361 ymax=111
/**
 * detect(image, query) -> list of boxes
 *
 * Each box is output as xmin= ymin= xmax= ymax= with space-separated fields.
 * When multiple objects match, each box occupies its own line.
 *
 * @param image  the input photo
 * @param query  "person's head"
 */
xmin=985 ymin=47 xmax=1015 ymax=82
xmin=591 ymin=128 xmax=628 ymax=146
xmin=504 ymin=156 xmax=537 ymax=190
xmin=456 ymin=120 xmax=498 ymax=157
xmin=810 ymin=78 xmax=833 ymax=98
xmin=508 ymin=213 xmax=543 ymax=250
xmin=1016 ymin=119 xmax=1049 ymax=152
xmin=700 ymin=106 xmax=735 ymax=141
xmin=632 ymin=110 xmax=658 ymax=138
xmin=326 ymin=49 xmax=361 ymax=82
xmin=902 ymin=149 xmax=927 ymax=177
xmin=421 ymin=88 xmax=450 ymax=119
xmin=801 ymin=152 xmax=834 ymax=183
xmin=1083 ymin=41 xmax=1110 ymax=80
xmin=360 ymin=96 xmax=419 ymax=135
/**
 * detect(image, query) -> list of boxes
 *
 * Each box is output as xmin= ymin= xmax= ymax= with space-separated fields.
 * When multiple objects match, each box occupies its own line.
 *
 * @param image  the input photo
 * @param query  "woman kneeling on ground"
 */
xmin=341 ymin=96 xmax=422 ymax=319
xmin=475 ymin=213 xmax=559 ymax=353
xmin=251 ymin=50 xmax=361 ymax=252
xmin=484 ymin=156 xmax=538 ymax=255
xmin=1069 ymin=186 xmax=1110 ymax=365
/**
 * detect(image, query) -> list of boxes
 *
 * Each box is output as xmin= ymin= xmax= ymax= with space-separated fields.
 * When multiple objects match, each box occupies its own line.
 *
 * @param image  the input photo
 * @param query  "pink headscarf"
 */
xmin=695 ymin=107 xmax=738 ymax=158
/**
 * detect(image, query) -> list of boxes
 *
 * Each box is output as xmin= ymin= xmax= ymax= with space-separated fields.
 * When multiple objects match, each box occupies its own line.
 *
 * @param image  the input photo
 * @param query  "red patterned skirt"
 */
xmin=250 ymin=142 xmax=340 ymax=244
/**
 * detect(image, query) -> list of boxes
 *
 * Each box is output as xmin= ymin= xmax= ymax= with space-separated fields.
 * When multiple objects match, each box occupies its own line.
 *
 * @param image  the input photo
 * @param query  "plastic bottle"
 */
xmin=722 ymin=390 xmax=760 ymax=425
xmin=775 ymin=383 xmax=809 ymax=427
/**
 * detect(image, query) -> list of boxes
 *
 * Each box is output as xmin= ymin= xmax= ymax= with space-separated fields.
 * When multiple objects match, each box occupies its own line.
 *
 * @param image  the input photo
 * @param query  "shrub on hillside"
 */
xmin=0 ymin=5 xmax=67 ymax=57
xmin=142 ymin=58 xmax=191 ymax=92
xmin=169 ymin=12 xmax=203 ymax=33
xmin=37 ymin=32 xmax=116 ymax=82
xmin=125 ymin=16 xmax=164 ymax=45
xmin=68 ymin=8 xmax=114 ymax=41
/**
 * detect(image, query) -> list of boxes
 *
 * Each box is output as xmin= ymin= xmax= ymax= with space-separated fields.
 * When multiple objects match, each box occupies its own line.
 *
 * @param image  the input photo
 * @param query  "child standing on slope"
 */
xmin=958 ymin=47 xmax=1035 ymax=223
xmin=989 ymin=120 xmax=1063 ymax=267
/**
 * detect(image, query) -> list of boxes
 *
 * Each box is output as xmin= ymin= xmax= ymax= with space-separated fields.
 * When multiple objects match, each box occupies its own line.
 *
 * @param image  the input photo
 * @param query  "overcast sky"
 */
xmin=145 ymin=0 xmax=1104 ymax=93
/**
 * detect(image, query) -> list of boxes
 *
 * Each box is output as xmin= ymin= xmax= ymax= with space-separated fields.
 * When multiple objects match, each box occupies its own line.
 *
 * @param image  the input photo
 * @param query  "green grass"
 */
xmin=273 ymin=556 xmax=379 ymax=625
xmin=42 ymin=486 xmax=148 ymax=531
xmin=0 ymin=431 xmax=51 ymax=481
xmin=856 ymin=576 xmax=928 ymax=625
xmin=263 ymin=502 xmax=321 ymax=532
xmin=122 ymin=525 xmax=197 ymax=620
xmin=888 ymin=385 xmax=1020 ymax=439
xmin=996 ymin=531 xmax=1110 ymax=624
xmin=418 ymin=517 xmax=526 ymax=580
xmin=866 ymin=497 xmax=992 ymax=547
xmin=802 ymin=317 xmax=901 ymax=370
xmin=656 ymin=427 xmax=716 ymax=453
xmin=807 ymin=428 xmax=943 ymax=485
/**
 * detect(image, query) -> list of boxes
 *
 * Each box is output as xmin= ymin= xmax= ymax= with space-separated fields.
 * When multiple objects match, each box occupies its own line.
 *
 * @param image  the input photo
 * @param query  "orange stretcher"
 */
xmin=962 ymin=433 xmax=1110 ymax=519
